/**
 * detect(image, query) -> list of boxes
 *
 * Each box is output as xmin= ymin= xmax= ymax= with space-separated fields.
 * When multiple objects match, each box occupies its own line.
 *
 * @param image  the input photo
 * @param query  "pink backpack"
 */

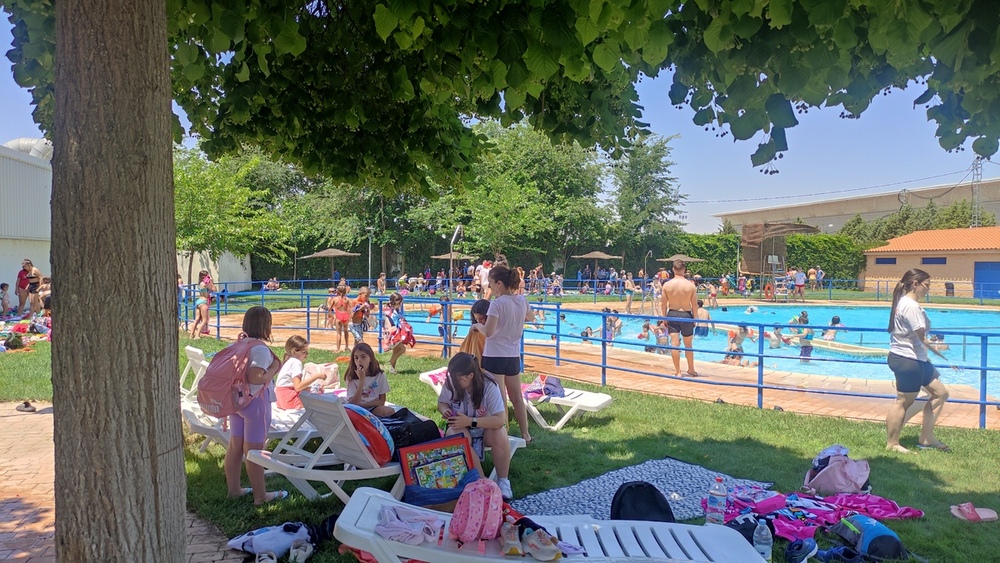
xmin=802 ymin=455 xmax=872 ymax=496
xmin=449 ymin=479 xmax=503 ymax=545
xmin=197 ymin=338 xmax=276 ymax=418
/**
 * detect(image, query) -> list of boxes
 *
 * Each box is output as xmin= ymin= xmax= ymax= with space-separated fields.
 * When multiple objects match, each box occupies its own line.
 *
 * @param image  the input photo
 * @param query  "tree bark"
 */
xmin=52 ymin=0 xmax=185 ymax=560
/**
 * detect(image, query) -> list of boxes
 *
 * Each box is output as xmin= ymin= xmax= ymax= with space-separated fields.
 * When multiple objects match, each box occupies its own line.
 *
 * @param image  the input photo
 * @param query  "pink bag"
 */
xmin=449 ymin=479 xmax=503 ymax=545
xmin=197 ymin=338 xmax=276 ymax=418
xmin=802 ymin=455 xmax=871 ymax=496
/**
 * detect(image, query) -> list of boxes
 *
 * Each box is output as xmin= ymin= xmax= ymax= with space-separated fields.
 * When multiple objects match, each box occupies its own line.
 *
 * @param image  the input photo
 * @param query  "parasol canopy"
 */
xmin=571 ymin=251 xmax=623 ymax=260
xmin=656 ymin=254 xmax=706 ymax=263
xmin=296 ymin=247 xmax=361 ymax=280
xmin=431 ymin=251 xmax=477 ymax=260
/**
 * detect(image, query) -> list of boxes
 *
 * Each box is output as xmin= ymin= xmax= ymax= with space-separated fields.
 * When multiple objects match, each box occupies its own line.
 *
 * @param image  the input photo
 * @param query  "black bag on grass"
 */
xmin=610 ymin=481 xmax=676 ymax=523
xmin=379 ymin=408 xmax=441 ymax=452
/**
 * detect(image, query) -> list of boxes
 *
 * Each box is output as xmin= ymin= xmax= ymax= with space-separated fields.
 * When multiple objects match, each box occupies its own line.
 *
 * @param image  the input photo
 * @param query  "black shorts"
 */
xmin=887 ymin=352 xmax=939 ymax=393
xmin=481 ymin=356 xmax=521 ymax=376
xmin=27 ymin=282 xmax=39 ymax=294
xmin=666 ymin=310 xmax=694 ymax=337
xmin=800 ymin=345 xmax=813 ymax=358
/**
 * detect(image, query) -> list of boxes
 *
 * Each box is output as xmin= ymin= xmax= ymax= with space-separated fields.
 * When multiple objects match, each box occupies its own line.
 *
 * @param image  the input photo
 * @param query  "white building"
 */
xmin=1 ymin=138 xmax=252 ymax=293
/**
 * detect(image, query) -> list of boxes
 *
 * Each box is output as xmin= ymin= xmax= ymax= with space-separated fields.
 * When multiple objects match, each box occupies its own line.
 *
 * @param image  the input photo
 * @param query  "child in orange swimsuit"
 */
xmin=333 ymin=286 xmax=351 ymax=351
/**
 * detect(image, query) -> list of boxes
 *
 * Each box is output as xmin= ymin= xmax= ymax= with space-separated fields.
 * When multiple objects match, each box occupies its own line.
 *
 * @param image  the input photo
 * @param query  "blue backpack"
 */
xmin=826 ymin=515 xmax=906 ymax=561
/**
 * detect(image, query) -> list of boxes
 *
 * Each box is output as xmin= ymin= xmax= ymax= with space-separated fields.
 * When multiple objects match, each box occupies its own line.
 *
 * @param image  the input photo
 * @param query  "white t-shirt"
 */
xmin=483 ymin=294 xmax=528 ymax=358
xmin=276 ymin=357 xmax=303 ymax=388
xmin=478 ymin=266 xmax=491 ymax=288
xmin=438 ymin=378 xmax=505 ymax=418
xmin=794 ymin=271 xmax=807 ymax=285
xmin=248 ymin=343 xmax=276 ymax=398
xmin=346 ymin=371 xmax=390 ymax=404
xmin=889 ymin=295 xmax=929 ymax=361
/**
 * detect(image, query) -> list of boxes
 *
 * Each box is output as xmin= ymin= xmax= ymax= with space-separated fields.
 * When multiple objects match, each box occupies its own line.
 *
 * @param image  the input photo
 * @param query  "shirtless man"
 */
xmin=661 ymin=260 xmax=699 ymax=377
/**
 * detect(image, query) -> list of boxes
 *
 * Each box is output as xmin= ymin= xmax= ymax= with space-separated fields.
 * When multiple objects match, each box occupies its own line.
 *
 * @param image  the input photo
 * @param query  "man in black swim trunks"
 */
xmin=661 ymin=259 xmax=700 ymax=377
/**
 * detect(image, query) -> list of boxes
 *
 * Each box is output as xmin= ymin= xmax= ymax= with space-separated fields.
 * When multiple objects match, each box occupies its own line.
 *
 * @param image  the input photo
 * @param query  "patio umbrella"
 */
xmin=297 ymin=247 xmax=361 ymax=279
xmin=656 ymin=254 xmax=706 ymax=263
xmin=430 ymin=251 xmax=477 ymax=261
xmin=571 ymin=250 xmax=624 ymax=286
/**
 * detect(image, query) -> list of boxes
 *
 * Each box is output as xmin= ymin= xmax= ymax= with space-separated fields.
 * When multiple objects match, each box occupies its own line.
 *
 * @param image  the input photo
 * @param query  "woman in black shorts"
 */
xmin=885 ymin=269 xmax=951 ymax=453
xmin=471 ymin=265 xmax=535 ymax=443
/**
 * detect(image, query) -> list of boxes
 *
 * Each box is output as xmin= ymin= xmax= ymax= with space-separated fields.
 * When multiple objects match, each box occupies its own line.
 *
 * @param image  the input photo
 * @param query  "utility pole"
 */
xmin=971 ymin=156 xmax=983 ymax=228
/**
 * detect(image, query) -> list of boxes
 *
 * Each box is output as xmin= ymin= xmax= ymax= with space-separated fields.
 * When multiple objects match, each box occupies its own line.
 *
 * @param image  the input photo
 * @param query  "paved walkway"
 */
xmin=0 ymin=403 xmax=243 ymax=562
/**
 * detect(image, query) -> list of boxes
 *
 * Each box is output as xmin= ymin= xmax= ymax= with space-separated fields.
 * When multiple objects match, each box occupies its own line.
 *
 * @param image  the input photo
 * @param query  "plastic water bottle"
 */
xmin=704 ymin=477 xmax=727 ymax=525
xmin=753 ymin=518 xmax=773 ymax=561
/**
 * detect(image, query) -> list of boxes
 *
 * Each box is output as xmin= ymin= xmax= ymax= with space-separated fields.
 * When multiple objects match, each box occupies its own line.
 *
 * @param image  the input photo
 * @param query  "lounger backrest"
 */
xmin=300 ymin=393 xmax=382 ymax=470
xmin=180 ymin=346 xmax=208 ymax=400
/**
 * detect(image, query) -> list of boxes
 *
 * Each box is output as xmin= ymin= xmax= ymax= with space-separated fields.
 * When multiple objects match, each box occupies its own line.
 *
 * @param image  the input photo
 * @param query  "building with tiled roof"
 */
xmin=862 ymin=227 xmax=1000 ymax=298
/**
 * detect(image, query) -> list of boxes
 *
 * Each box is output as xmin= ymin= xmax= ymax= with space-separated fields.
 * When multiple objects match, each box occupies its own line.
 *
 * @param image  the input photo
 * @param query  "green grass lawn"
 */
xmin=6 ymin=336 xmax=1000 ymax=561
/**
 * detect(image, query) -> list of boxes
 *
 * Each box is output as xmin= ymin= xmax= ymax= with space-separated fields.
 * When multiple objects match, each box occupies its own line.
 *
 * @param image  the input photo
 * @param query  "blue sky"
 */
xmin=1 ymin=19 xmax=993 ymax=233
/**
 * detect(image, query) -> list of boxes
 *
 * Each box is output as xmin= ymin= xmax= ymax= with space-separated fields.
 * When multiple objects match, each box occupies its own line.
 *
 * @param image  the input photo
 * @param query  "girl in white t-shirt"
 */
xmin=885 ymin=269 xmax=951 ymax=454
xmin=472 ymin=265 xmax=535 ymax=443
xmin=345 ymin=342 xmax=394 ymax=416
xmin=438 ymin=352 xmax=514 ymax=500
xmin=274 ymin=335 xmax=327 ymax=410
xmin=224 ymin=306 xmax=287 ymax=505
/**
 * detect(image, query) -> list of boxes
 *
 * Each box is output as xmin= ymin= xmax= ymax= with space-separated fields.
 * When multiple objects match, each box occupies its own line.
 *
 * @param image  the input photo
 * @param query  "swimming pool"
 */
xmin=404 ymin=303 xmax=1000 ymax=387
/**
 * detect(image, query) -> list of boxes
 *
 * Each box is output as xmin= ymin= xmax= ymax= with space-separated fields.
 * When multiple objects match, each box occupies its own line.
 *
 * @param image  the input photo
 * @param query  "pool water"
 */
xmin=404 ymin=303 xmax=1000 ymax=387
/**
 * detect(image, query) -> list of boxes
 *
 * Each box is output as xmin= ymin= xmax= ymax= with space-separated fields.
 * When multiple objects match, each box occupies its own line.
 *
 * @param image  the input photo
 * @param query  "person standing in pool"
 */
xmin=661 ymin=259 xmax=699 ymax=377
xmin=885 ymin=269 xmax=951 ymax=454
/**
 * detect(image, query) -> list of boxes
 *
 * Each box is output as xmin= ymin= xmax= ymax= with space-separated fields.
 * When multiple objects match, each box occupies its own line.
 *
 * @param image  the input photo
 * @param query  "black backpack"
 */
xmin=378 ymin=408 xmax=441 ymax=460
xmin=610 ymin=481 xmax=676 ymax=523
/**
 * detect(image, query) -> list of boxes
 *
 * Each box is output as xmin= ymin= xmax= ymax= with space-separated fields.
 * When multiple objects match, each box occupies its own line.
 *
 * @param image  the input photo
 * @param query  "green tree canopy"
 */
xmin=7 ymin=0 xmax=1000 ymax=183
xmin=174 ymin=147 xmax=291 ymax=279
xmin=609 ymin=134 xmax=685 ymax=262
xmin=838 ymin=199 xmax=996 ymax=246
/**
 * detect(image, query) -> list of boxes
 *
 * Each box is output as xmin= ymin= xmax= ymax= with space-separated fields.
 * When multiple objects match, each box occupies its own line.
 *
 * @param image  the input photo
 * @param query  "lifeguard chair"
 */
xmin=739 ymin=223 xmax=819 ymax=301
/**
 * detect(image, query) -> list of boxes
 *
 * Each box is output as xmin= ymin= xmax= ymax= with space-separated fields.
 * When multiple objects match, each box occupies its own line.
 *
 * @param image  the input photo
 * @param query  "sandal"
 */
xmin=255 ymin=553 xmax=277 ymax=563
xmin=917 ymin=441 xmax=952 ymax=452
xmin=951 ymin=502 xmax=998 ymax=522
xmin=254 ymin=490 xmax=289 ymax=505
xmin=288 ymin=539 xmax=314 ymax=563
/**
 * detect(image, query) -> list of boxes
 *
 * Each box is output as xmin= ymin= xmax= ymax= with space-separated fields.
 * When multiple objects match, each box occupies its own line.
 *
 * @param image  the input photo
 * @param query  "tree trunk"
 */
xmin=187 ymin=251 xmax=195 ymax=284
xmin=52 ymin=0 xmax=185 ymax=561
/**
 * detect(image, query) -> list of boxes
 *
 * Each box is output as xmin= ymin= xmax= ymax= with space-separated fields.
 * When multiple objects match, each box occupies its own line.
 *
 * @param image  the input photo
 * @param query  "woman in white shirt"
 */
xmin=885 ymin=269 xmax=951 ymax=454
xmin=471 ymin=265 xmax=535 ymax=443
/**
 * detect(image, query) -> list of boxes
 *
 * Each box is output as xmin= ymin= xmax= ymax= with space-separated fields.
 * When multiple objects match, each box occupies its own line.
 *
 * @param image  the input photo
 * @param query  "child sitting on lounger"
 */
xmin=438 ymin=352 xmax=514 ymax=500
xmin=274 ymin=335 xmax=331 ymax=410
xmin=345 ymin=342 xmax=394 ymax=417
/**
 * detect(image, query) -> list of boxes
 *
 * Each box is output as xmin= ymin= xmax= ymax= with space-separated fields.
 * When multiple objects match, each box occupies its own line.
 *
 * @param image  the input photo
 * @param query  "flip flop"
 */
xmin=951 ymin=502 xmax=998 ymax=522
xmin=254 ymin=490 xmax=289 ymax=505
xmin=917 ymin=441 xmax=952 ymax=452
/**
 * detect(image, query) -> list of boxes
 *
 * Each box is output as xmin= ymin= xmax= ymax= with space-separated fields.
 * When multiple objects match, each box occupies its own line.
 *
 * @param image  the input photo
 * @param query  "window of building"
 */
xmin=922 ymin=257 xmax=947 ymax=265
xmin=875 ymin=257 xmax=896 ymax=265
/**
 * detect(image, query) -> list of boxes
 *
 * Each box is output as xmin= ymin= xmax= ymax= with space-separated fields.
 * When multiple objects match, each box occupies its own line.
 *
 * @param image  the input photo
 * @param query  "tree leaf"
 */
xmin=524 ymin=43 xmax=560 ymax=79
xmin=505 ymin=88 xmax=526 ymax=110
xmin=703 ymin=17 xmax=733 ymax=53
xmin=693 ymin=107 xmax=715 ymax=126
xmin=274 ymin=21 xmax=307 ymax=56
xmin=767 ymin=0 xmax=793 ymax=29
xmin=235 ymin=62 xmax=250 ymax=82
xmin=373 ymin=4 xmax=399 ymax=42
xmin=973 ymin=136 xmax=999 ymax=158
xmin=764 ymin=93 xmax=799 ymax=128
xmin=912 ymin=88 xmax=935 ymax=106
xmin=624 ymin=23 xmax=650 ymax=50
xmin=750 ymin=139 xmax=776 ymax=166
xmin=668 ymin=79 xmax=689 ymax=106
xmin=592 ymin=43 xmax=619 ymax=72
xmin=219 ymin=10 xmax=245 ymax=44
xmin=800 ymin=0 xmax=846 ymax=27
xmin=771 ymin=127 xmax=788 ymax=151
xmin=575 ymin=16 xmax=600 ymax=45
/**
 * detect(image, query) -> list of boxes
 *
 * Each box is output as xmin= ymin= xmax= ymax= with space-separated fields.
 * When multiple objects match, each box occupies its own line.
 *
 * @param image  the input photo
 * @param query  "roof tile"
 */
xmin=866 ymin=226 xmax=1000 ymax=253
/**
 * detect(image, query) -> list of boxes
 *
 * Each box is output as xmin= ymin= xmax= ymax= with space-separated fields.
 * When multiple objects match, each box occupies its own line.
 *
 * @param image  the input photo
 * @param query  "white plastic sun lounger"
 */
xmin=335 ymin=487 xmax=763 ymax=562
xmin=247 ymin=393 xmax=407 ymax=504
xmin=420 ymin=369 xmax=613 ymax=432
xmin=179 ymin=346 xmax=209 ymax=402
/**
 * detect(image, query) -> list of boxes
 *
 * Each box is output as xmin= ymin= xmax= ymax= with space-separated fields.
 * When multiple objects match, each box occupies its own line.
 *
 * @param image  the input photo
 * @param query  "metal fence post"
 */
xmin=305 ymin=295 xmax=311 ymax=341
xmin=442 ymin=302 xmax=450 ymax=359
xmin=555 ymin=303 xmax=561 ymax=367
xmin=377 ymin=300 xmax=384 ymax=354
xmin=601 ymin=326 xmax=607 ymax=386
xmin=214 ymin=295 xmax=221 ymax=339
xmin=980 ymin=336 xmax=989 ymax=429
xmin=757 ymin=323 xmax=766 ymax=409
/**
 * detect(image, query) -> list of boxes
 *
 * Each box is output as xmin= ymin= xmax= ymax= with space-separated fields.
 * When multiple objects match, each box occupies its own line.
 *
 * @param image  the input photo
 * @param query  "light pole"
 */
xmin=449 ymin=225 xmax=463 ymax=296
xmin=366 ymin=226 xmax=375 ymax=288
